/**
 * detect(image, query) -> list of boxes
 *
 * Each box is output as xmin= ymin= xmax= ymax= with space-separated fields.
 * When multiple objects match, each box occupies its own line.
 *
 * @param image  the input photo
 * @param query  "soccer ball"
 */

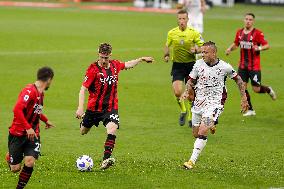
xmin=76 ymin=155 xmax=93 ymax=171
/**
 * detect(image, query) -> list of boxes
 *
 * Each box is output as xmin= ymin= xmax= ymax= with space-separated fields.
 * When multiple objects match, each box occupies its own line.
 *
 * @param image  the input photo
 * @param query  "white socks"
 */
xmin=190 ymin=137 xmax=207 ymax=164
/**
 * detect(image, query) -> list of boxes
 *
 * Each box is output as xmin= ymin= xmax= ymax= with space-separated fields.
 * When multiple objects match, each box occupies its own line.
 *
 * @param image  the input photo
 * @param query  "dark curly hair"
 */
xmin=98 ymin=43 xmax=112 ymax=55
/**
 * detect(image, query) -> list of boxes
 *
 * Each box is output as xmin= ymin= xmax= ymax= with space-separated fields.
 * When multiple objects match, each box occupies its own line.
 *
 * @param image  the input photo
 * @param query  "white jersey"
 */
xmin=189 ymin=59 xmax=237 ymax=114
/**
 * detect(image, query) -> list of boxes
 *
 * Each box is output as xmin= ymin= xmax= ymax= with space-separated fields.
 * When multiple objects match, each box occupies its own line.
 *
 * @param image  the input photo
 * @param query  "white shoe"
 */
xmin=243 ymin=110 xmax=256 ymax=117
xmin=268 ymin=87 xmax=277 ymax=100
xmin=100 ymin=158 xmax=115 ymax=170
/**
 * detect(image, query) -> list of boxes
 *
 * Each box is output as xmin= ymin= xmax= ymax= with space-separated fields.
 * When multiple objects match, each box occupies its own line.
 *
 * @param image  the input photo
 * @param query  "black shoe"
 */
xmin=179 ymin=112 xmax=187 ymax=126
xmin=188 ymin=120 xmax=192 ymax=128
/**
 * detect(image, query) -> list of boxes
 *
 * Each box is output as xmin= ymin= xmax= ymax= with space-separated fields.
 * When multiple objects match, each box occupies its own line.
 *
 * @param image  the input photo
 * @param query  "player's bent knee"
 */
xmin=10 ymin=164 xmax=21 ymax=173
xmin=172 ymin=81 xmax=183 ymax=97
xmin=198 ymin=124 xmax=210 ymax=136
xmin=24 ymin=156 xmax=35 ymax=167
xmin=106 ymin=122 xmax=118 ymax=135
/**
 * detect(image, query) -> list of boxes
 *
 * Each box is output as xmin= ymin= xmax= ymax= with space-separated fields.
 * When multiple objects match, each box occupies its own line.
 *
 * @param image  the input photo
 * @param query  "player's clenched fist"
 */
xmin=164 ymin=55 xmax=170 ymax=63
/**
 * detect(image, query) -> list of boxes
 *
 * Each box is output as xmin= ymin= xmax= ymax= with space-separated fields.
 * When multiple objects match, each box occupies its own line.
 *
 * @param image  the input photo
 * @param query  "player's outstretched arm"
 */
xmin=76 ymin=86 xmax=87 ymax=119
xmin=125 ymin=57 xmax=154 ymax=69
xmin=226 ymin=43 xmax=238 ymax=56
xmin=181 ymin=78 xmax=195 ymax=101
xmin=40 ymin=114 xmax=55 ymax=129
xmin=233 ymin=75 xmax=249 ymax=113
xmin=45 ymin=121 xmax=55 ymax=129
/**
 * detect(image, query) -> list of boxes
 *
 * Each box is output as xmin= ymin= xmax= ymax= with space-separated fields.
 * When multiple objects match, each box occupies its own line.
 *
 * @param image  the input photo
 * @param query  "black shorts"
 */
xmin=238 ymin=68 xmax=261 ymax=86
xmin=81 ymin=109 xmax=120 ymax=129
xmin=8 ymin=134 xmax=41 ymax=165
xmin=171 ymin=62 xmax=195 ymax=83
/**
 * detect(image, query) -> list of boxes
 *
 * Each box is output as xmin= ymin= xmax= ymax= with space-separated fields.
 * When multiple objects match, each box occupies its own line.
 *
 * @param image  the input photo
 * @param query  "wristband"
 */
xmin=258 ymin=46 xmax=262 ymax=51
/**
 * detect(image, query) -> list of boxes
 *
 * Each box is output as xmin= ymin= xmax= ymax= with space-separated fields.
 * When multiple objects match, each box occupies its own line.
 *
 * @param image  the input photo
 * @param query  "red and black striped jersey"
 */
xmin=234 ymin=28 xmax=268 ymax=71
xmin=83 ymin=60 xmax=125 ymax=112
xmin=9 ymin=84 xmax=47 ymax=137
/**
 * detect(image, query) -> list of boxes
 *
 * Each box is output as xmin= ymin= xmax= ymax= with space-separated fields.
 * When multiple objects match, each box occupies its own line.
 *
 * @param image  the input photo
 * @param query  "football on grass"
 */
xmin=76 ymin=155 xmax=93 ymax=172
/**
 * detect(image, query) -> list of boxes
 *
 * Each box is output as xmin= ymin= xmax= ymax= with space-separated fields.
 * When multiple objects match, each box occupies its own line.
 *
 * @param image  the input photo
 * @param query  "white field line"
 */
xmin=0 ymin=48 xmax=162 ymax=56
xmin=1 ymin=45 xmax=284 ymax=56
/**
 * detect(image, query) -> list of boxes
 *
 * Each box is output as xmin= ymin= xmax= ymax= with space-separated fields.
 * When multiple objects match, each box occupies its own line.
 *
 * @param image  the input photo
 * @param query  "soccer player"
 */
xmin=177 ymin=0 xmax=206 ymax=34
xmin=181 ymin=41 xmax=249 ymax=169
xmin=226 ymin=13 xmax=276 ymax=116
xmin=6 ymin=67 xmax=55 ymax=189
xmin=75 ymin=43 xmax=154 ymax=170
xmin=164 ymin=9 xmax=204 ymax=127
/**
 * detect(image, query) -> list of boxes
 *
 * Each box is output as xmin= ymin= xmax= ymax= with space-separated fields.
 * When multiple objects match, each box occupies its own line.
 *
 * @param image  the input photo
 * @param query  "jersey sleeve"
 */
xmin=13 ymin=88 xmax=36 ymax=130
xmin=234 ymin=30 xmax=240 ymax=46
xmin=257 ymin=30 xmax=268 ymax=46
xmin=82 ymin=65 xmax=95 ymax=89
xmin=113 ymin=60 xmax=125 ymax=73
xmin=118 ymin=61 xmax=125 ymax=72
xmin=193 ymin=31 xmax=204 ymax=47
xmin=225 ymin=63 xmax=238 ymax=79
xmin=166 ymin=31 xmax=173 ymax=47
xmin=40 ymin=114 xmax=48 ymax=123
xmin=189 ymin=62 xmax=199 ymax=79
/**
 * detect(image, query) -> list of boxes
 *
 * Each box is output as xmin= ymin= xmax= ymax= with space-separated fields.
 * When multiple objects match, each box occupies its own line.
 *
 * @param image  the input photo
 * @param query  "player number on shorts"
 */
xmin=253 ymin=74 xmax=258 ymax=83
xmin=34 ymin=142 xmax=41 ymax=152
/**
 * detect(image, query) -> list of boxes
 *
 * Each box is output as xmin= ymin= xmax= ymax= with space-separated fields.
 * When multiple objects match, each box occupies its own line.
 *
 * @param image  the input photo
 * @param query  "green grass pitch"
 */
xmin=0 ymin=4 xmax=283 ymax=189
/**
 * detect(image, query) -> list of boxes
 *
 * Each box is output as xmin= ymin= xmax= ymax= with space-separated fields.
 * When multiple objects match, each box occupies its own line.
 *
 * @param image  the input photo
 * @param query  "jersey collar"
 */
xmin=205 ymin=58 xmax=220 ymax=67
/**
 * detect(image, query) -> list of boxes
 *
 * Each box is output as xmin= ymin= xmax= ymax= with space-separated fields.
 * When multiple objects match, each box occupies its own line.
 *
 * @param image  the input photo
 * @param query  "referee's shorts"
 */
xmin=171 ymin=62 xmax=195 ymax=83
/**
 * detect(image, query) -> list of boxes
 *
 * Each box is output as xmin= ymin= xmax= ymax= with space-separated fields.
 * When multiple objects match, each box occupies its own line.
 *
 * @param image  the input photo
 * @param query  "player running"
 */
xmin=164 ymin=9 xmax=204 ymax=127
xmin=177 ymin=0 xmax=206 ymax=34
xmin=6 ymin=67 xmax=55 ymax=189
xmin=181 ymin=41 xmax=249 ymax=169
xmin=226 ymin=13 xmax=276 ymax=116
xmin=75 ymin=43 xmax=154 ymax=170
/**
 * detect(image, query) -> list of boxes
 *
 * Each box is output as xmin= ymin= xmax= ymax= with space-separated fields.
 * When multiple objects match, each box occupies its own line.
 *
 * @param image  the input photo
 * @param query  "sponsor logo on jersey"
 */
xmin=99 ymin=73 xmax=118 ymax=85
xmin=239 ymin=41 xmax=253 ymax=49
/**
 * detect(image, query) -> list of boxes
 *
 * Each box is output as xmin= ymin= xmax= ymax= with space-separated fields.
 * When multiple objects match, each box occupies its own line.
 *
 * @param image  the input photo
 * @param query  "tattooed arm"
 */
xmin=233 ymin=75 xmax=249 ymax=113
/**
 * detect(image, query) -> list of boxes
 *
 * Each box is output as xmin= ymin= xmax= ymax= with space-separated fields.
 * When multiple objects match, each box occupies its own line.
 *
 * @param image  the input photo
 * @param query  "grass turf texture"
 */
xmin=0 ymin=4 xmax=284 ymax=189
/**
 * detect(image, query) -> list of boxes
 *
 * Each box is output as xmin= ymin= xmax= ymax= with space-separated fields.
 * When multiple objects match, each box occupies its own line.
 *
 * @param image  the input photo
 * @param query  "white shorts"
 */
xmin=191 ymin=106 xmax=224 ymax=127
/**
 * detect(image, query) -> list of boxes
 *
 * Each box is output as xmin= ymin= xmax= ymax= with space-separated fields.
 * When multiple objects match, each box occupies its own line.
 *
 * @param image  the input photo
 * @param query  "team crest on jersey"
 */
xmin=33 ymin=104 xmax=43 ymax=114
